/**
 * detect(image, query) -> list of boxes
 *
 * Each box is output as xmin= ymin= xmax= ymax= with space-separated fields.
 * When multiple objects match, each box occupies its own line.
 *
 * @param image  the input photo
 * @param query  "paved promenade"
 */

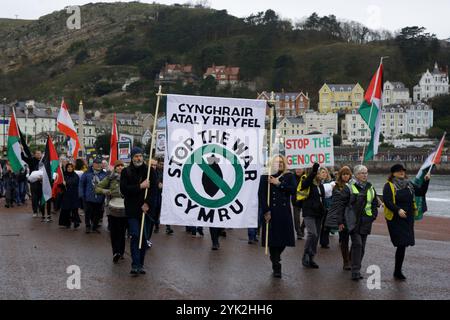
xmin=1 ymin=204 xmax=449 ymax=300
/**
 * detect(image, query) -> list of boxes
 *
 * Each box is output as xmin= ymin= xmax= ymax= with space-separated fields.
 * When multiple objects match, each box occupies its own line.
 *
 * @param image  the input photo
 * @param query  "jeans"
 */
xmin=128 ymin=216 xmax=151 ymax=269
xmin=15 ymin=181 xmax=26 ymax=204
xmin=303 ymin=216 xmax=322 ymax=256
xmin=350 ymin=232 xmax=368 ymax=274
xmin=247 ymin=228 xmax=258 ymax=241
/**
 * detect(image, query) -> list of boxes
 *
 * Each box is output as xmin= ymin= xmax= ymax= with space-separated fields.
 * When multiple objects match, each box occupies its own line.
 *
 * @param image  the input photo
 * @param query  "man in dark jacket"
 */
xmin=120 ymin=147 xmax=158 ymax=276
xmin=79 ymin=158 xmax=107 ymax=233
xmin=335 ymin=164 xmax=379 ymax=281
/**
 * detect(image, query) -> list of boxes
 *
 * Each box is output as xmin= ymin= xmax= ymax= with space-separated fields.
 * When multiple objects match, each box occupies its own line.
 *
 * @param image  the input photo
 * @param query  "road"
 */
xmin=1 ymin=203 xmax=449 ymax=300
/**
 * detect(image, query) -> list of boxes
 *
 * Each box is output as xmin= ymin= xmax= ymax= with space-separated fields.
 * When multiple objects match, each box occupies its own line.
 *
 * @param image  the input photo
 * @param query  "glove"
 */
xmin=312 ymin=163 xmax=320 ymax=173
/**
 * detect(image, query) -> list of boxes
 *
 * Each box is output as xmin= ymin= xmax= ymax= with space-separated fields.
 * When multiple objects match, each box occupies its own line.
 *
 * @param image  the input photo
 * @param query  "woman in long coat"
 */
xmin=259 ymin=155 xmax=296 ymax=278
xmin=383 ymin=164 xmax=429 ymax=281
xmin=59 ymin=163 xmax=81 ymax=229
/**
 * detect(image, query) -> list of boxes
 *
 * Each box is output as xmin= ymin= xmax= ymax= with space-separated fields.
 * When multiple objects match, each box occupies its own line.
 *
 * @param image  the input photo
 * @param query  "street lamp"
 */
xmin=2 ymin=97 xmax=6 ymax=152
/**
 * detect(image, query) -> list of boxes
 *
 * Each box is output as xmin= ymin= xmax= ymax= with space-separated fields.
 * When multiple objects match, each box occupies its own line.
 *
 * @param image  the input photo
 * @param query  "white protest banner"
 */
xmin=155 ymin=130 xmax=166 ymax=156
xmin=160 ymin=94 xmax=266 ymax=228
xmin=284 ymin=134 xmax=334 ymax=169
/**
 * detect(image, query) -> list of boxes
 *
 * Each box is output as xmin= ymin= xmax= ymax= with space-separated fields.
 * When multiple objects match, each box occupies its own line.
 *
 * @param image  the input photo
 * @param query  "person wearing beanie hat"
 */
xmin=383 ymin=164 xmax=430 ymax=281
xmin=120 ymin=147 xmax=158 ymax=276
xmin=96 ymin=159 xmax=127 ymax=263
xmin=79 ymin=157 xmax=108 ymax=233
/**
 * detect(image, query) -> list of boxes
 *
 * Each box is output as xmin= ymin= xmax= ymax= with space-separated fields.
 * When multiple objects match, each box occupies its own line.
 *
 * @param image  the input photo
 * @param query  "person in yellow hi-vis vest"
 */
xmin=382 ymin=164 xmax=430 ymax=281
xmin=333 ymin=164 xmax=380 ymax=281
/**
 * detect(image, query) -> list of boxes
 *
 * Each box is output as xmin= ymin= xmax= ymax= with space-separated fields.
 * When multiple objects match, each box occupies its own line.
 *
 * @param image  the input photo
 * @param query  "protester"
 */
xmin=3 ymin=162 xmax=17 ymax=208
xmin=79 ymin=157 xmax=107 ymax=233
xmin=120 ymin=147 xmax=158 ymax=276
xmin=300 ymin=163 xmax=326 ymax=269
xmin=25 ymin=150 xmax=43 ymax=217
xmin=292 ymin=168 xmax=306 ymax=240
xmin=58 ymin=163 xmax=81 ymax=229
xmin=96 ymin=160 xmax=127 ymax=263
xmin=383 ymin=164 xmax=430 ymax=281
xmin=101 ymin=159 xmax=110 ymax=174
xmin=15 ymin=164 xmax=28 ymax=206
xmin=326 ymin=166 xmax=353 ymax=270
xmin=334 ymin=164 xmax=379 ymax=280
xmin=150 ymin=158 xmax=173 ymax=235
xmin=259 ymin=155 xmax=296 ymax=278
xmin=319 ymin=167 xmax=335 ymax=249
xmin=27 ymin=168 xmax=52 ymax=222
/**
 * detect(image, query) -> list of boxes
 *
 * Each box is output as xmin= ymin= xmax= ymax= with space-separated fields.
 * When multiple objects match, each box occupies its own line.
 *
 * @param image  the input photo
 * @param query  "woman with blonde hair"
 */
xmin=259 ymin=155 xmax=296 ymax=278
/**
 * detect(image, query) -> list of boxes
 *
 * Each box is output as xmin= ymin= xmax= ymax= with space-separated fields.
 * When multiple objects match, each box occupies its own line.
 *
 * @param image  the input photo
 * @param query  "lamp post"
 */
xmin=2 ymin=97 xmax=6 ymax=153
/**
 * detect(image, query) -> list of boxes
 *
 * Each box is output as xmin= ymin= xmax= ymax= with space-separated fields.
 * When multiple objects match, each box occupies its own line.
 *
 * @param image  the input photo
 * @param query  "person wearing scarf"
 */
xmin=383 ymin=164 xmax=430 ymax=281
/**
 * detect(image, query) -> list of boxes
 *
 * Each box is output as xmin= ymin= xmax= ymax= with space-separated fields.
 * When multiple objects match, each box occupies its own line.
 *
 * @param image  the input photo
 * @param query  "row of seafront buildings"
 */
xmin=0 ymin=100 xmax=156 ymax=155
xmin=261 ymin=62 xmax=448 ymax=146
xmin=0 ymin=63 xmax=448 ymax=153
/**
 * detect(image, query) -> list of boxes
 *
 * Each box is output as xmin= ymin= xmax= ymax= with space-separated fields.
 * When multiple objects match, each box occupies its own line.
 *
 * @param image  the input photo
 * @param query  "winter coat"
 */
xmin=60 ymin=172 xmax=80 ymax=210
xmin=333 ymin=181 xmax=378 ymax=235
xmin=259 ymin=172 xmax=296 ymax=248
xmin=78 ymin=166 xmax=108 ymax=204
xmin=96 ymin=172 xmax=126 ymax=218
xmin=325 ymin=186 xmax=345 ymax=229
xmin=383 ymin=179 xmax=429 ymax=247
xmin=300 ymin=170 xmax=326 ymax=218
xmin=120 ymin=163 xmax=158 ymax=219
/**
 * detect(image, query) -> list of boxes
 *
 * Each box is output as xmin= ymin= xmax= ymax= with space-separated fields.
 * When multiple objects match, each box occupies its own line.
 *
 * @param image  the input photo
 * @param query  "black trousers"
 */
xmin=269 ymin=246 xmax=286 ymax=271
xmin=59 ymin=208 xmax=80 ymax=227
xmin=209 ymin=227 xmax=223 ymax=246
xmin=108 ymin=216 xmax=128 ymax=256
xmin=30 ymin=182 xmax=41 ymax=214
xmin=85 ymin=202 xmax=103 ymax=229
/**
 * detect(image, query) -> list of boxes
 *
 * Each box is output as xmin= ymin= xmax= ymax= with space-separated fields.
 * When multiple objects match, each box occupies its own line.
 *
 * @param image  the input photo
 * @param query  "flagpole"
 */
xmin=265 ymin=91 xmax=276 ymax=256
xmin=139 ymin=85 xmax=163 ymax=249
xmin=361 ymin=57 xmax=387 ymax=165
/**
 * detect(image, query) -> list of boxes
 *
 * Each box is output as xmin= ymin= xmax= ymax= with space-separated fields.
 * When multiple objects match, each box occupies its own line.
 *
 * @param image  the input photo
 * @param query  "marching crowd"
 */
xmin=0 ymin=148 xmax=430 ymax=281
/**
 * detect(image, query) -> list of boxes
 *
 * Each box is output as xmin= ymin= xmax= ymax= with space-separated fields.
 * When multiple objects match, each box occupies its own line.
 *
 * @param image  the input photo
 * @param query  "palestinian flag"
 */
xmin=6 ymin=107 xmax=25 ymax=173
xmin=41 ymin=135 xmax=63 ymax=202
xmin=359 ymin=60 xmax=383 ymax=161
xmin=413 ymin=132 xmax=446 ymax=220
xmin=19 ymin=127 xmax=32 ymax=163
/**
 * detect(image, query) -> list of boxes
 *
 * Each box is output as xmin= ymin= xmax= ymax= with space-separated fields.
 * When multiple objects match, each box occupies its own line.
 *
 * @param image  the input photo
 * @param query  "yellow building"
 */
xmin=318 ymin=83 xmax=364 ymax=113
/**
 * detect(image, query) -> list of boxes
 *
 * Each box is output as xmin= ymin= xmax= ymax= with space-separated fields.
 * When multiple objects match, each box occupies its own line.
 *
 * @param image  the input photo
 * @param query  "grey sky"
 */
xmin=1 ymin=0 xmax=449 ymax=39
